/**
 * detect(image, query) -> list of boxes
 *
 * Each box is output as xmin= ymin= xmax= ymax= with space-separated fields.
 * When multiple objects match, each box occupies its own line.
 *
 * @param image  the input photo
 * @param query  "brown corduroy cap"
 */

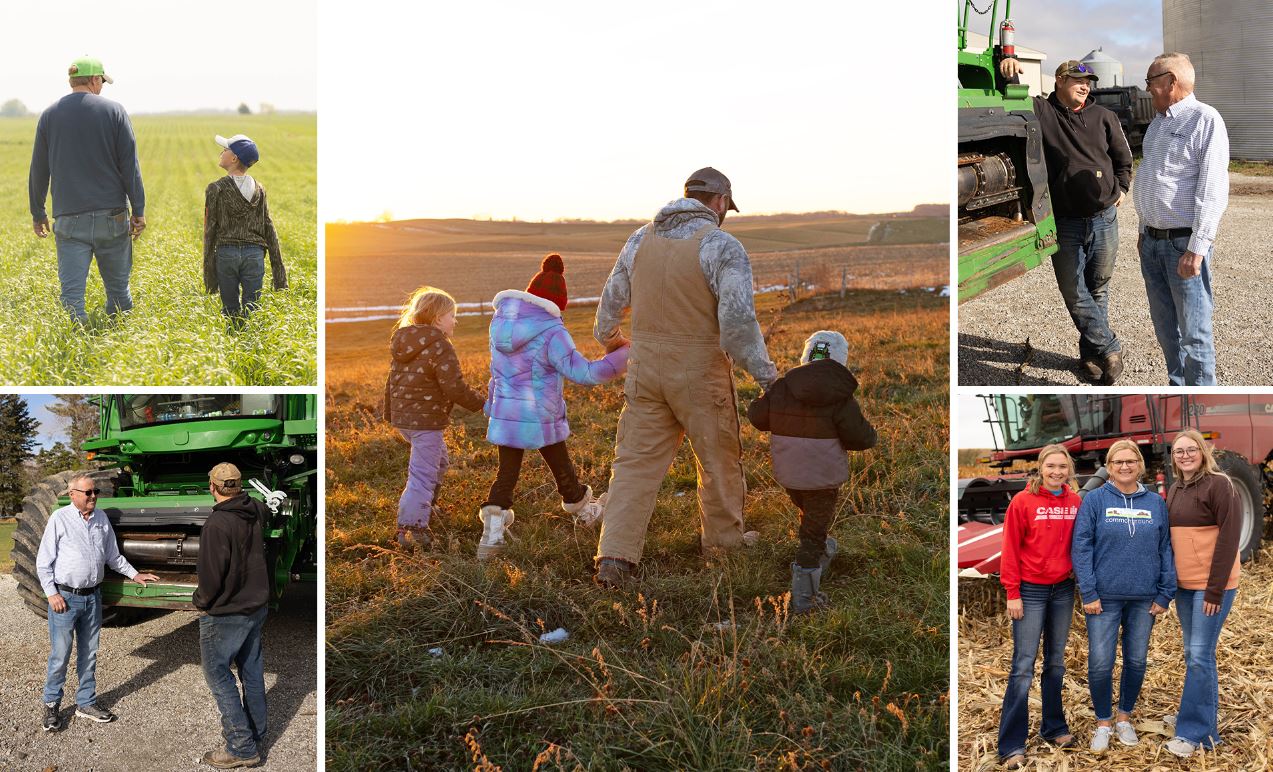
xmin=209 ymin=462 xmax=243 ymax=488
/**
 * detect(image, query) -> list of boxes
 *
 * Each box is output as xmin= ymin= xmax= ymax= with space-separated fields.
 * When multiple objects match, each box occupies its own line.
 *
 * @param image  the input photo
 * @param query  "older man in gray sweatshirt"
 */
xmin=592 ymin=167 xmax=777 ymax=587
xmin=28 ymin=56 xmax=146 ymax=323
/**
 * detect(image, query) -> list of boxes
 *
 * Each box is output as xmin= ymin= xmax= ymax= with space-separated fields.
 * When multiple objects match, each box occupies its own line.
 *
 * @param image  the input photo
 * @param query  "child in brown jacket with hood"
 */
xmin=747 ymin=330 xmax=876 ymax=614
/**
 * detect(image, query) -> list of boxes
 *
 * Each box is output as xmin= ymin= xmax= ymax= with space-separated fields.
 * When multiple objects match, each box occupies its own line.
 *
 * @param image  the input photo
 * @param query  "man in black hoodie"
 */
xmin=194 ymin=462 xmax=270 ymax=769
xmin=1002 ymin=58 xmax=1134 ymax=385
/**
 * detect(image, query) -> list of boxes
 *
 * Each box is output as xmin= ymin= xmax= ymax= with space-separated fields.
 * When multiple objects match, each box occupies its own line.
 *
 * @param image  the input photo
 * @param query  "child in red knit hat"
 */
xmin=476 ymin=254 xmax=630 ymax=559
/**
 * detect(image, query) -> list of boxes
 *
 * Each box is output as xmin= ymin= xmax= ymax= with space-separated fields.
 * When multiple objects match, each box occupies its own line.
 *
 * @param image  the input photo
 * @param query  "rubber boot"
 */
xmin=820 ymin=537 xmax=838 ymax=572
xmin=562 ymin=485 xmax=605 ymax=527
xmin=476 ymin=504 xmax=515 ymax=561
xmin=790 ymin=563 xmax=830 ymax=615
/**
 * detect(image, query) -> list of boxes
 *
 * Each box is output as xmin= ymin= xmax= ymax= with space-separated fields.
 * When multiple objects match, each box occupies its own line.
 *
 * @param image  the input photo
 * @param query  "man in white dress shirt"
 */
xmin=1134 ymin=52 xmax=1229 ymax=386
xmin=36 ymin=474 xmax=157 ymax=731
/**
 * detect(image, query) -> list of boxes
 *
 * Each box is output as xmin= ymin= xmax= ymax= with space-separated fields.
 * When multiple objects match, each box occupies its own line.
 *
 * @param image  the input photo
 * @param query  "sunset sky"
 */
xmin=320 ymin=3 xmax=951 ymax=222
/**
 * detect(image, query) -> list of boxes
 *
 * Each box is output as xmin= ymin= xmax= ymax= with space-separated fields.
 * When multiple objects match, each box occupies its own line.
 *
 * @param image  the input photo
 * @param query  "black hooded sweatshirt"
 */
xmin=1032 ymin=92 xmax=1134 ymax=218
xmin=747 ymin=359 xmax=876 ymax=491
xmin=193 ymin=492 xmax=270 ymax=615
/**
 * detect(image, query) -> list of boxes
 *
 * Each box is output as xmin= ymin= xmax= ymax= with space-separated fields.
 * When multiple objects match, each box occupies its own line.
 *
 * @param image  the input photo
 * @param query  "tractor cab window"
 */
xmin=1092 ymin=92 xmax=1124 ymax=108
xmin=995 ymin=395 xmax=1080 ymax=450
xmin=117 ymin=395 xmax=280 ymax=429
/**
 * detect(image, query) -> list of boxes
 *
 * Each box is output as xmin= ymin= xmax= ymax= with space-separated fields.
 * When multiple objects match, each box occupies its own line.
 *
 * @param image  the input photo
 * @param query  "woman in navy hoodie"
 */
xmin=1071 ymin=439 xmax=1176 ymax=753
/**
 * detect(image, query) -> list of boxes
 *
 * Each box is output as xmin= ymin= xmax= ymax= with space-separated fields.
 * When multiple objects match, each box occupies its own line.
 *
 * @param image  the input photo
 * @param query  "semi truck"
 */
xmin=957 ymin=0 xmax=1058 ymax=301
xmin=958 ymin=394 xmax=1271 ymax=580
xmin=10 ymin=394 xmax=318 ymax=621
xmin=1091 ymin=85 xmax=1155 ymax=148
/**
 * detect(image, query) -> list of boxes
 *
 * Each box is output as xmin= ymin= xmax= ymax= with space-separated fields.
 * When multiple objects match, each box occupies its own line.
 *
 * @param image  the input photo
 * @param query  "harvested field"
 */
xmin=957 ymin=544 xmax=1273 ymax=770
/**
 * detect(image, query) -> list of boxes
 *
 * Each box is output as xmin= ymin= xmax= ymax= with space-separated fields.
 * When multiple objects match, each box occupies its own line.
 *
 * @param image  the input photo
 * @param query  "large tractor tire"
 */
xmin=9 ymin=469 xmax=144 ymax=624
xmin=1214 ymin=451 xmax=1264 ymax=562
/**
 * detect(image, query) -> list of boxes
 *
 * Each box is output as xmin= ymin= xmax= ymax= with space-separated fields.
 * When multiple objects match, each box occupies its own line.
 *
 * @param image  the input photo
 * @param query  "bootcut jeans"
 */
xmin=1174 ymin=587 xmax=1237 ymax=748
xmin=997 ymin=578 xmax=1075 ymax=759
xmin=199 ymin=606 xmax=268 ymax=759
xmin=1053 ymin=205 xmax=1120 ymax=362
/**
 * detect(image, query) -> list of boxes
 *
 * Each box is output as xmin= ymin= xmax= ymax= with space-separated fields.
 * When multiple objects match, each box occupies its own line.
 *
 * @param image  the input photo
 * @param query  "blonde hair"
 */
xmin=1170 ymin=429 xmax=1231 ymax=485
xmin=1026 ymin=444 xmax=1078 ymax=494
xmin=1105 ymin=439 xmax=1145 ymax=471
xmin=396 ymin=286 xmax=456 ymax=330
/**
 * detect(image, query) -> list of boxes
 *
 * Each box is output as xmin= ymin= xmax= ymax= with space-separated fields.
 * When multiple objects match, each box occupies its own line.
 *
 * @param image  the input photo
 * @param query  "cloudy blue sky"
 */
xmin=1010 ymin=0 xmax=1163 ymax=88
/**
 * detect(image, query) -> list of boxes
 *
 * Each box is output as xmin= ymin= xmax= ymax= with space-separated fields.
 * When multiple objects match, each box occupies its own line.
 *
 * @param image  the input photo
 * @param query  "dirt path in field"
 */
xmin=958 ymin=173 xmax=1273 ymax=386
xmin=0 ymin=576 xmax=317 ymax=771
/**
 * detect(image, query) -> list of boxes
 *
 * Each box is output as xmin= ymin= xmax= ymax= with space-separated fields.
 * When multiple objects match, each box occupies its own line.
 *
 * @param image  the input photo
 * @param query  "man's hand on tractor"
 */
xmin=129 ymin=215 xmax=146 ymax=239
xmin=132 ymin=572 xmax=160 ymax=585
xmin=999 ymin=57 xmax=1024 ymax=79
xmin=48 ymin=593 xmax=67 ymax=613
xmin=33 ymin=218 xmax=51 ymax=238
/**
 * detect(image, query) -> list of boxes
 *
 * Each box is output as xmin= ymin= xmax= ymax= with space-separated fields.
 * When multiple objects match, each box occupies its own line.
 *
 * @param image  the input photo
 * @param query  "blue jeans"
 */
xmin=998 ymin=579 xmax=1075 ymax=758
xmin=215 ymin=243 xmax=266 ymax=318
xmin=1139 ymin=233 xmax=1215 ymax=385
xmin=52 ymin=208 xmax=133 ymax=322
xmin=397 ymin=428 xmax=448 ymax=529
xmin=199 ymin=606 xmax=268 ymax=758
xmin=1085 ymin=598 xmax=1156 ymax=721
xmin=1175 ymin=588 xmax=1237 ymax=748
xmin=43 ymin=589 xmax=102 ymax=707
xmin=1053 ymin=206 xmax=1120 ymax=361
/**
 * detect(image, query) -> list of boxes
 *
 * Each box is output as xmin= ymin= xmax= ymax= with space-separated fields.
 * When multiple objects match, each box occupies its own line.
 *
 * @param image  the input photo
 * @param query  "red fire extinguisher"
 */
xmin=1000 ymin=19 xmax=1016 ymax=59
xmin=1155 ymin=471 xmax=1167 ymax=498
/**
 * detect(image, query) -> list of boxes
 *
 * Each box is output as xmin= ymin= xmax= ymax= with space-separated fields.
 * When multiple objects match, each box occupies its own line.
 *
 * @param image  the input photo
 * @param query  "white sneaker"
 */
xmin=1165 ymin=737 xmax=1197 ymax=758
xmin=563 ymin=486 xmax=605 ymax=527
xmin=1090 ymin=725 xmax=1112 ymax=752
xmin=1162 ymin=713 xmax=1177 ymax=727
xmin=1114 ymin=720 xmax=1139 ymax=746
xmin=476 ymin=505 xmax=514 ymax=561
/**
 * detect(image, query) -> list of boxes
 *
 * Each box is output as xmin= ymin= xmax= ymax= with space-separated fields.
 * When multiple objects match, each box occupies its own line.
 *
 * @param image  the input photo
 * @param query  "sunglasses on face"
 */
xmin=72 ymin=488 xmax=101 ymax=496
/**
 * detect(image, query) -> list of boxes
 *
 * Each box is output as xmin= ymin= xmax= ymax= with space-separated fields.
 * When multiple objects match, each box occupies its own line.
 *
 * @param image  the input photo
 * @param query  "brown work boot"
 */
xmin=593 ymin=557 xmax=635 ymax=589
xmin=1079 ymin=358 xmax=1104 ymax=383
xmin=1100 ymin=352 xmax=1124 ymax=385
xmin=201 ymin=749 xmax=261 ymax=768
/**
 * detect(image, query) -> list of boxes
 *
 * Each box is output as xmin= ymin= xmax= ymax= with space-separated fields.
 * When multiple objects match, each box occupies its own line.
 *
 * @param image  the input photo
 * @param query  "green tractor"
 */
xmin=957 ymin=0 xmax=1057 ymax=300
xmin=10 ymin=394 xmax=318 ymax=620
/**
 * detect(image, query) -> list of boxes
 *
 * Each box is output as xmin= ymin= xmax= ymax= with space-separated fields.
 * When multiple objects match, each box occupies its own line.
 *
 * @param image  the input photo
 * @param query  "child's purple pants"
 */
xmin=397 ymin=428 xmax=448 ymax=529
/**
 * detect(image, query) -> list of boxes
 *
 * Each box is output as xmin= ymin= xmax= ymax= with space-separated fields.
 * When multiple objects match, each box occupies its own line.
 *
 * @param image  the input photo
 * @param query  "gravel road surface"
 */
xmin=959 ymin=172 xmax=1273 ymax=386
xmin=0 ymin=575 xmax=317 ymax=771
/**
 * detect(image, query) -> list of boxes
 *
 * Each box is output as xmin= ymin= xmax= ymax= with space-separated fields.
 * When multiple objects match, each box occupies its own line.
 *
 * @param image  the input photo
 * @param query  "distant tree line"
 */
xmin=1 ymin=99 xmax=29 ymax=118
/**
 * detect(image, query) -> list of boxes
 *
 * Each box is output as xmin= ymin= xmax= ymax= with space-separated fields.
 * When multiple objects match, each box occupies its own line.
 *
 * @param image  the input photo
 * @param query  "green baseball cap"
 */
xmin=68 ymin=56 xmax=113 ymax=84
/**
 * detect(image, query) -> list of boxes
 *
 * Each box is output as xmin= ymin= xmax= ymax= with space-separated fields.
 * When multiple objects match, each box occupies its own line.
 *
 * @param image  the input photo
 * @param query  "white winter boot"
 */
xmin=562 ymin=485 xmax=606 ymax=527
xmin=476 ymin=504 xmax=515 ymax=561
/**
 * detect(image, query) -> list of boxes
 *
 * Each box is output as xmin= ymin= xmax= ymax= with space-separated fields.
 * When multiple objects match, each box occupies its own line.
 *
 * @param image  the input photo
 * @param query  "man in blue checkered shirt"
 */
xmin=1133 ymin=52 xmax=1229 ymax=386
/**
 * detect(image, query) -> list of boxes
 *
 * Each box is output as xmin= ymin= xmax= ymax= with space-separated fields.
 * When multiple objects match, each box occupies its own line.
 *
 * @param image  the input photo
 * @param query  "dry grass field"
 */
xmin=958 ymin=545 xmax=1273 ymax=771
xmin=325 ymin=284 xmax=950 ymax=769
xmin=325 ymin=213 xmax=947 ymax=313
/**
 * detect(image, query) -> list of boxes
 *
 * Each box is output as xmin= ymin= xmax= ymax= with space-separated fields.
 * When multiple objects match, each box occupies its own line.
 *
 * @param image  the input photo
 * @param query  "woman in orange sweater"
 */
xmin=1163 ymin=429 xmax=1241 ymax=758
xmin=997 ymin=444 xmax=1082 ymax=769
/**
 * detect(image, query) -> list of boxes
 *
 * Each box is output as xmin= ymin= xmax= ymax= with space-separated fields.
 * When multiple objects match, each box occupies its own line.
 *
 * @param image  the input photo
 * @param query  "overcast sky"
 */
xmin=320 ymin=2 xmax=951 ymax=222
xmin=1 ymin=0 xmax=316 ymax=114
xmin=1009 ymin=0 xmax=1163 ymax=89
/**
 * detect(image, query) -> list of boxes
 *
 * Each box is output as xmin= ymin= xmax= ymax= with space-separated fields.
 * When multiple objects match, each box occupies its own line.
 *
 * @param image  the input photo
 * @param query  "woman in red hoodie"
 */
xmin=997 ymin=444 xmax=1082 ymax=769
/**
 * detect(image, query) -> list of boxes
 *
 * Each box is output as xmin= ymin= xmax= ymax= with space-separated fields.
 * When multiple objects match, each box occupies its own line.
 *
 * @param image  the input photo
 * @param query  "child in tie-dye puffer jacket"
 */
xmin=477 ymin=253 xmax=629 ymax=560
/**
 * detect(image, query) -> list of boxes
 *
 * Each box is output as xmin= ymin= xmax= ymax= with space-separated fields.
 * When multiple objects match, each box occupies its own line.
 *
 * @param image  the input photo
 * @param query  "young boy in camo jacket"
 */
xmin=203 ymin=134 xmax=288 ymax=321
xmin=747 ymin=330 xmax=876 ymax=614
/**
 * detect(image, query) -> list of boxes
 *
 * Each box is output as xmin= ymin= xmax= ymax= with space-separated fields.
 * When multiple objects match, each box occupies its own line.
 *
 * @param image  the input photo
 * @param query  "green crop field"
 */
xmin=0 ymin=520 xmax=15 ymax=573
xmin=0 ymin=113 xmax=316 ymax=385
xmin=325 ymin=289 xmax=949 ymax=769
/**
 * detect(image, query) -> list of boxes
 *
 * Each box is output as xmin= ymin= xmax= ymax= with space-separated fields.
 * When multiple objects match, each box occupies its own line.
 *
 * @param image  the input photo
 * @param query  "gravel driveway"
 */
xmin=0 ymin=575 xmax=317 ymax=771
xmin=958 ymin=172 xmax=1273 ymax=385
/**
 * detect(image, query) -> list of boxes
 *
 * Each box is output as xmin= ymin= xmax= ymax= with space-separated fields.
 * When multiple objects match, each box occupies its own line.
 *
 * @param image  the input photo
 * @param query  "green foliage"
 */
xmin=34 ymin=441 xmax=80 ymax=479
xmin=47 ymin=394 xmax=97 ymax=460
xmin=1 ymin=98 xmax=28 ymax=118
xmin=0 ymin=396 xmax=38 ymax=513
xmin=325 ymin=291 xmax=950 ymax=770
xmin=0 ymin=114 xmax=316 ymax=385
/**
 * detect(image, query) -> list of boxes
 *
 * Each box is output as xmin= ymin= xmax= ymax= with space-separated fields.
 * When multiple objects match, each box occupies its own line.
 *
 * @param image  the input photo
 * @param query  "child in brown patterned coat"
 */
xmin=383 ymin=286 xmax=485 ymax=548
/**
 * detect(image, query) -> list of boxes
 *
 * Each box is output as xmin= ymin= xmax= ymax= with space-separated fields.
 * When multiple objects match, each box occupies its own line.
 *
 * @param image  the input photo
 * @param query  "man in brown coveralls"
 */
xmin=592 ymin=167 xmax=777 ymax=586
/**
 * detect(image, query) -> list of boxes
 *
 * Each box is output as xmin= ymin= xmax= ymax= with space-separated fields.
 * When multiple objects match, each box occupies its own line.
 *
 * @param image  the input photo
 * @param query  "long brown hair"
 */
xmin=1026 ymin=444 xmax=1078 ymax=494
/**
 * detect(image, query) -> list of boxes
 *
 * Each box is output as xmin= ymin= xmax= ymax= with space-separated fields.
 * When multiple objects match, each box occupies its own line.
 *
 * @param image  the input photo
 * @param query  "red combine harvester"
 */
xmin=958 ymin=394 xmax=1272 ymax=579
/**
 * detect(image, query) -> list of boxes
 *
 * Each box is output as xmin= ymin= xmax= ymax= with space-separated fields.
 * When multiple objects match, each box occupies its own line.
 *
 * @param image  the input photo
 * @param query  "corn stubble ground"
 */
xmin=0 ymin=114 xmax=316 ymax=385
xmin=958 ymin=544 xmax=1273 ymax=771
xmin=325 ymin=289 xmax=949 ymax=770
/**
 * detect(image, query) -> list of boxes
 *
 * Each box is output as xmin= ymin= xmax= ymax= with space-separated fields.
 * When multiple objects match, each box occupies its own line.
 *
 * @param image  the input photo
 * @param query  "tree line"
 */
xmin=0 ymin=395 xmax=97 ymax=516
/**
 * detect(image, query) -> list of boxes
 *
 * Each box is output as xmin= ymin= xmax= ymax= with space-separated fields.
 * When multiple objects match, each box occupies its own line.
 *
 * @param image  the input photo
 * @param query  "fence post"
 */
xmin=840 ymin=266 xmax=847 ymax=298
